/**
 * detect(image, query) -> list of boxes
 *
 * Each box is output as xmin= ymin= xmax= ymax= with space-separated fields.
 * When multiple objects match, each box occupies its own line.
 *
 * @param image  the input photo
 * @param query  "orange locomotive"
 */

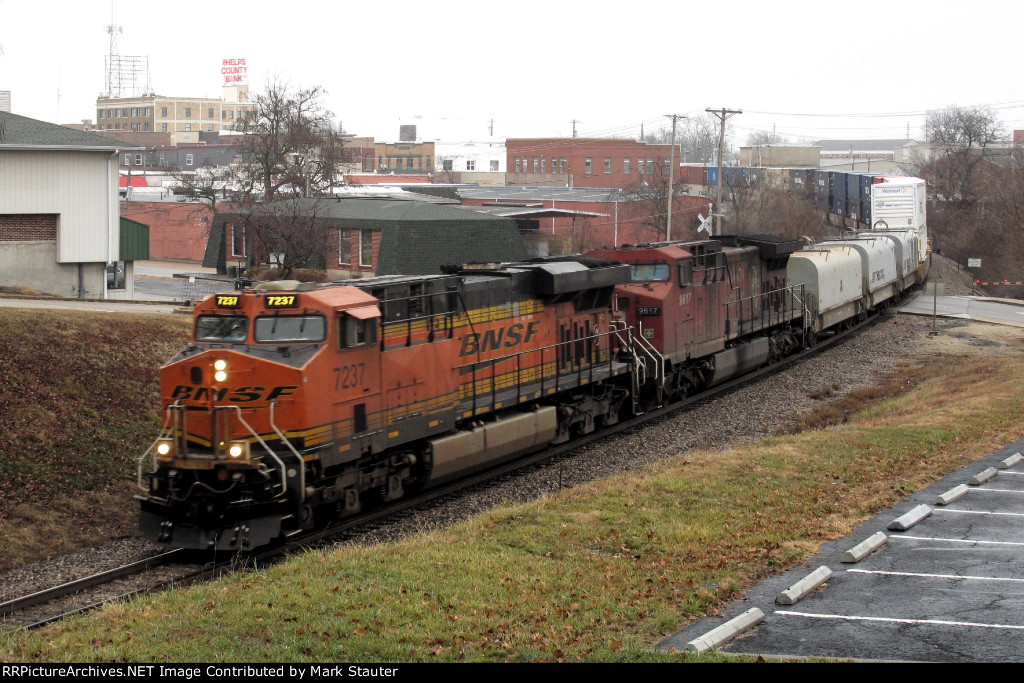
xmin=138 ymin=258 xmax=632 ymax=549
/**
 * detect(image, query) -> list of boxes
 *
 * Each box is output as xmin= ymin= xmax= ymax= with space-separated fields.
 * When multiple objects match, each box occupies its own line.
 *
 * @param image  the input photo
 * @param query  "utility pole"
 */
xmin=706 ymin=108 xmax=741 ymax=236
xmin=665 ymin=113 xmax=686 ymax=241
xmin=572 ymin=120 xmax=578 ymax=138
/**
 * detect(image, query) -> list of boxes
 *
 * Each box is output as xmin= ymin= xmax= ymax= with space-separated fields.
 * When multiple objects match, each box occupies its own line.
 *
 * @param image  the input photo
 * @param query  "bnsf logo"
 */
xmin=169 ymin=385 xmax=298 ymax=402
xmin=459 ymin=321 xmax=540 ymax=357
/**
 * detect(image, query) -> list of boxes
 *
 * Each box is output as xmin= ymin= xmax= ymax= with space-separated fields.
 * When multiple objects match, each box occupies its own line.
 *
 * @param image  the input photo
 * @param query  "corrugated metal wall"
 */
xmin=0 ymin=150 xmax=118 ymax=263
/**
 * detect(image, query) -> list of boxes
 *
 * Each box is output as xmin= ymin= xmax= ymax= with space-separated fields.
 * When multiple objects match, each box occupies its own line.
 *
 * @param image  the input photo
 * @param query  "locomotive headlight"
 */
xmin=214 ymin=370 xmax=228 ymax=383
xmin=227 ymin=440 xmax=250 ymax=462
xmin=214 ymin=359 xmax=227 ymax=371
xmin=156 ymin=439 xmax=175 ymax=461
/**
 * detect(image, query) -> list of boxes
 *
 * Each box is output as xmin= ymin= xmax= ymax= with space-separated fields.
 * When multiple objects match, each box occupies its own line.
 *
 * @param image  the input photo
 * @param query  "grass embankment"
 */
xmin=0 ymin=309 xmax=191 ymax=570
xmin=1 ymin=322 xmax=1022 ymax=662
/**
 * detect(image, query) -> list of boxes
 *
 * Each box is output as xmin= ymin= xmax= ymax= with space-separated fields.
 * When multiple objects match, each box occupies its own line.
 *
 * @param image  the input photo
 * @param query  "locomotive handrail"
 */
xmin=229 ymin=403 xmax=293 ymax=500
xmin=722 ymin=284 xmax=803 ymax=340
xmin=458 ymin=328 xmax=621 ymax=417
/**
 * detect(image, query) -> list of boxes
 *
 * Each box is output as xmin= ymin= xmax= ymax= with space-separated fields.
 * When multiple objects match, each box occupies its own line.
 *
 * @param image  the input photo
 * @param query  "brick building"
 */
xmin=506 ymin=138 xmax=676 ymax=189
xmin=205 ymin=196 xmax=526 ymax=277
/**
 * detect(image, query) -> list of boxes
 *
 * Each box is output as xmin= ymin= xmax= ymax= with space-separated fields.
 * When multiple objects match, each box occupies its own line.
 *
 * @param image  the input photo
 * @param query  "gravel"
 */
xmin=0 ymin=255 xmax=991 ymax=604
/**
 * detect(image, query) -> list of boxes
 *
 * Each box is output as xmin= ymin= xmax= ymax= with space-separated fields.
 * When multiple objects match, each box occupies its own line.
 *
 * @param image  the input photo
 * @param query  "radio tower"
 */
xmin=103 ymin=3 xmax=151 ymax=97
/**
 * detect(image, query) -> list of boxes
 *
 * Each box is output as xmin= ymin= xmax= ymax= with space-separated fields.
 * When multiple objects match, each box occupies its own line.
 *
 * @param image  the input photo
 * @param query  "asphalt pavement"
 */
xmin=660 ymin=439 xmax=1024 ymax=662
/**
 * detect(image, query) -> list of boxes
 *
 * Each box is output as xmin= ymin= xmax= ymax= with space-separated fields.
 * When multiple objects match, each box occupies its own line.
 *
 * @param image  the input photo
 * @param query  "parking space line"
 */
xmin=847 ymin=569 xmax=1024 ymax=583
xmin=774 ymin=611 xmax=1024 ymax=631
xmin=890 ymin=535 xmax=1024 ymax=547
xmin=932 ymin=509 xmax=1024 ymax=518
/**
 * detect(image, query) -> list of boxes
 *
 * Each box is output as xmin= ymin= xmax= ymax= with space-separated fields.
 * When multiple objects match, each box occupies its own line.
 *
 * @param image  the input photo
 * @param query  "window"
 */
xmin=339 ymin=314 xmax=376 ymax=348
xmin=195 ymin=315 xmax=249 ymax=343
xmin=161 ymin=123 xmax=168 ymax=132
xmin=254 ymin=315 xmax=326 ymax=343
xmin=466 ymin=160 xmax=475 ymax=171
xmin=624 ymin=158 xmax=631 ymax=174
xmin=585 ymin=157 xmax=592 ymax=174
xmin=490 ymin=160 xmax=499 ymax=171
xmin=185 ymin=107 xmax=191 ymax=118
xmin=222 ymin=111 xmax=226 ymax=120
xmin=208 ymin=108 xmax=214 ymax=118
xmin=208 ymin=124 xmax=214 ymax=131
xmin=629 ymin=263 xmax=670 ymax=282
xmin=604 ymin=157 xmax=611 ymax=174
xmin=186 ymin=154 xmax=194 ymax=166
xmin=533 ymin=157 xmax=539 ymax=173
xmin=515 ymin=158 xmax=521 ymax=173
xmin=185 ymin=124 xmax=192 ymax=132
xmin=443 ymin=159 xmax=454 ymax=172
xmin=559 ymin=157 xmax=566 ymax=173
xmin=124 ymin=154 xmax=131 ymax=165
xmin=229 ymin=223 xmax=245 ymax=257
xmin=135 ymin=154 xmax=143 ymax=165
xmin=161 ymin=107 xmax=167 ymax=117
xmin=638 ymin=158 xmax=646 ymax=174
xmin=359 ymin=229 xmax=373 ymax=267
xmin=406 ymin=157 xmax=414 ymax=169
xmin=540 ymin=157 xmax=546 ymax=173
xmin=339 ymin=230 xmax=352 ymax=264
xmin=647 ymin=158 xmax=654 ymax=173
xmin=664 ymin=159 xmax=670 ymax=173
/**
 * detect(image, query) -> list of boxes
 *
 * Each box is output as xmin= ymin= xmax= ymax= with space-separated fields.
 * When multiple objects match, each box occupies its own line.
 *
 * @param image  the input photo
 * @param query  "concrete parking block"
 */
xmin=841 ymin=532 xmax=888 ymax=563
xmin=934 ymin=484 xmax=970 ymax=506
xmin=684 ymin=608 xmax=765 ymax=653
xmin=998 ymin=453 xmax=1022 ymax=469
xmin=969 ymin=467 xmax=998 ymax=485
xmin=776 ymin=566 xmax=833 ymax=605
xmin=887 ymin=504 xmax=932 ymax=531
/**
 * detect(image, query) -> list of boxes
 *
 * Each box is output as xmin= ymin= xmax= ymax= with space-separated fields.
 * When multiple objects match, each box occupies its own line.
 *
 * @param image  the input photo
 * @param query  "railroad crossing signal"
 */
xmin=697 ymin=203 xmax=713 ymax=234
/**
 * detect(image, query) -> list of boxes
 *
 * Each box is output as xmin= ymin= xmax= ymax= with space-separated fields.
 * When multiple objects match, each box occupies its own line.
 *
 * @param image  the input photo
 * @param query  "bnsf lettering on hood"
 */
xmin=459 ymin=321 xmax=540 ymax=357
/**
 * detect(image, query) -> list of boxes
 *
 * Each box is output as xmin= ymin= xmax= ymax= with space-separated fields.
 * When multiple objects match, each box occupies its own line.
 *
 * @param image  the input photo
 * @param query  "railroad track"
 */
xmin=1 ymin=305 xmax=898 ymax=631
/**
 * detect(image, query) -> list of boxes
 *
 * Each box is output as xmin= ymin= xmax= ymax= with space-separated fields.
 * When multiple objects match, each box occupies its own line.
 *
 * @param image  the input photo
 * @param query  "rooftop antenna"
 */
xmin=103 ymin=2 xmax=151 ymax=98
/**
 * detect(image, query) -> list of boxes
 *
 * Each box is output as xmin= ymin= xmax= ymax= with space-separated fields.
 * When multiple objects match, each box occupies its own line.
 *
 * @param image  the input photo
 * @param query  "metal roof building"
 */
xmin=0 ymin=111 xmax=142 ymax=299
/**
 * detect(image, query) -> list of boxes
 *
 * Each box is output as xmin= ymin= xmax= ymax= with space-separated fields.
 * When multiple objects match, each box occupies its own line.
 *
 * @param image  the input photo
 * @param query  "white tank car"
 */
xmin=787 ymin=247 xmax=864 ymax=333
xmin=858 ymin=230 xmax=919 ymax=289
xmin=819 ymin=237 xmax=899 ymax=308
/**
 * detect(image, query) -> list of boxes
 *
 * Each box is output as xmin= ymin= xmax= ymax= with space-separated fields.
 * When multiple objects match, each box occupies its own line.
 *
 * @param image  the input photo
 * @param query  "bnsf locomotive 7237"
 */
xmin=138 ymin=219 xmax=929 ymax=550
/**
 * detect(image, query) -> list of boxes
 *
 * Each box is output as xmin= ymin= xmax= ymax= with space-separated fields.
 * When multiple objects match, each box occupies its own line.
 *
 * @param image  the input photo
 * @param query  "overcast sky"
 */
xmin=2 ymin=0 xmax=1023 ymax=144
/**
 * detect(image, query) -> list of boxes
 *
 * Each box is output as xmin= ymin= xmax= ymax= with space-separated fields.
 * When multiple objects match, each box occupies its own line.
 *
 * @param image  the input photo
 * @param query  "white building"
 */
xmin=0 ymin=111 xmax=143 ymax=299
xmin=433 ymin=139 xmax=506 ymax=185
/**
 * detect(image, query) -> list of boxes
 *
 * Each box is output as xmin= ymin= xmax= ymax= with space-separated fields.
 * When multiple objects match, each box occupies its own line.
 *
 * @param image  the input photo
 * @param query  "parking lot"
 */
xmin=660 ymin=439 xmax=1024 ymax=662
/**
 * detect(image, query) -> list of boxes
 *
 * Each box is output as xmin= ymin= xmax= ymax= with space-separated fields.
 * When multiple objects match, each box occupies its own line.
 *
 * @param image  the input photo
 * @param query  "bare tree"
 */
xmin=238 ymin=197 xmax=332 ymax=280
xmin=678 ymin=115 xmax=721 ymax=165
xmin=746 ymin=129 xmax=787 ymax=146
xmin=236 ymin=80 xmax=345 ymax=202
xmin=618 ymin=161 xmax=694 ymax=242
xmin=924 ymin=105 xmax=1004 ymax=205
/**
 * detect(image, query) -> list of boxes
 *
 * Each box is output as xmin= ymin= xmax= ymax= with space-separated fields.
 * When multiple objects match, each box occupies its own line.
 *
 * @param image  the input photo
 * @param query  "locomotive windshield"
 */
xmin=195 ymin=315 xmax=249 ymax=342
xmin=629 ymin=263 xmax=670 ymax=282
xmin=254 ymin=315 xmax=326 ymax=343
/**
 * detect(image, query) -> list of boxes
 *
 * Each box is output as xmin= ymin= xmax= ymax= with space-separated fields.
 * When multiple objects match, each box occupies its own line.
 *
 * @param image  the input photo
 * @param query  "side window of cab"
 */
xmin=338 ymin=313 xmax=378 ymax=349
xmin=678 ymin=259 xmax=693 ymax=287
